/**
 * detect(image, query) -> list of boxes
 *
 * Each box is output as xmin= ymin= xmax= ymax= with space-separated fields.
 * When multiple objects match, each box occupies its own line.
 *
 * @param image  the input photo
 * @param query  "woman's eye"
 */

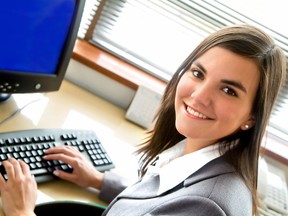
xmin=223 ymin=87 xmax=237 ymax=97
xmin=192 ymin=70 xmax=204 ymax=80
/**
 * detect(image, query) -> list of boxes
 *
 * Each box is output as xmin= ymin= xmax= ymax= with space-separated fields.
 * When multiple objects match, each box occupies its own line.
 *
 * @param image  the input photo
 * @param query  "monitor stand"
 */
xmin=0 ymin=93 xmax=11 ymax=102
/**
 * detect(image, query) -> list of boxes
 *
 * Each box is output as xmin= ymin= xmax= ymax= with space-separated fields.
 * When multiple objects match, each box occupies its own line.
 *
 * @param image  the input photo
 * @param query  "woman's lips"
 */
xmin=186 ymin=105 xmax=209 ymax=119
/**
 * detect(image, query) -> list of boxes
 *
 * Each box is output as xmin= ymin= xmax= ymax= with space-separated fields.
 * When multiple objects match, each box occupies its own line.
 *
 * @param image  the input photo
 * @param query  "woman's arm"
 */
xmin=98 ymin=171 xmax=130 ymax=203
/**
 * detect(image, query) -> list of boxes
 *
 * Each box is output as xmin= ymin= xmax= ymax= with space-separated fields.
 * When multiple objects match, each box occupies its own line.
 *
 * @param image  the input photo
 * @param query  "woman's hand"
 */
xmin=0 ymin=158 xmax=37 ymax=216
xmin=44 ymin=146 xmax=104 ymax=189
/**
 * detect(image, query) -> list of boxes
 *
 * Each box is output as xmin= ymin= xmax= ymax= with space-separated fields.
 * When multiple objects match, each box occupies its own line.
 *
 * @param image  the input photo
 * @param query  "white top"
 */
xmin=145 ymin=139 xmax=221 ymax=195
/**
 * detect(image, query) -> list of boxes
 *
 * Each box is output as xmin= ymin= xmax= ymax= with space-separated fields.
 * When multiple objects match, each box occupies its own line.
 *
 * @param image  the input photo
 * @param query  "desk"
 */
xmin=0 ymin=80 xmax=147 ymax=215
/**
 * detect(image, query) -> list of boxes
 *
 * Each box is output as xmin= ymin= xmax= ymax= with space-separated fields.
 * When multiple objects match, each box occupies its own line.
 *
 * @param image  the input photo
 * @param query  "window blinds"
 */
xmin=77 ymin=0 xmax=101 ymax=39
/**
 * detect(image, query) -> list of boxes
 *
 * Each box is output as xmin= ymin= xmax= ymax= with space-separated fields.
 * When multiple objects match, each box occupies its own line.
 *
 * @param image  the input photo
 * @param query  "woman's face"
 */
xmin=175 ymin=46 xmax=260 ymax=150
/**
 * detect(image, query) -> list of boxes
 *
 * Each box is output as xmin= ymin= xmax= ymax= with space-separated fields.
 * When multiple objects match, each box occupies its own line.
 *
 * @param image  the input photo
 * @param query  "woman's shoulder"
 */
xmin=185 ymin=156 xmax=250 ymax=194
xmin=183 ymin=156 xmax=252 ymax=215
xmin=185 ymin=156 xmax=244 ymax=183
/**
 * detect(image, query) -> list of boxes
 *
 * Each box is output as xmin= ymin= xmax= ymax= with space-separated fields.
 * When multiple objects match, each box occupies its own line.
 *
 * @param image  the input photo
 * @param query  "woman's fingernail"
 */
xmin=53 ymin=170 xmax=59 ymax=176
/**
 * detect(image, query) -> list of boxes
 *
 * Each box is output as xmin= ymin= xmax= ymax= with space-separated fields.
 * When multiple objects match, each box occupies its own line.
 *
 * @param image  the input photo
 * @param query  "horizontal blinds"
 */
xmin=77 ymin=0 xmax=101 ymax=39
xmin=79 ymin=0 xmax=288 ymax=140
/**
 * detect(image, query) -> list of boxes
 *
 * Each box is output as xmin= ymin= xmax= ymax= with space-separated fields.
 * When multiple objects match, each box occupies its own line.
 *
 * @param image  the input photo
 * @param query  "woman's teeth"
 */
xmin=186 ymin=106 xmax=208 ymax=119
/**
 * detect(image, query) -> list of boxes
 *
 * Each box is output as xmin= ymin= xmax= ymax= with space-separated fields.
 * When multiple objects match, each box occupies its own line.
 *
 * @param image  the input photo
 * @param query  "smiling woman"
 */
xmin=135 ymin=24 xmax=286 ymax=216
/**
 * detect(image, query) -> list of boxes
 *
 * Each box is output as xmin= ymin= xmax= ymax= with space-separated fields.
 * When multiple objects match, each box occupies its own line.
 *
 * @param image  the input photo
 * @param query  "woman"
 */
xmin=0 ymin=24 xmax=286 ymax=216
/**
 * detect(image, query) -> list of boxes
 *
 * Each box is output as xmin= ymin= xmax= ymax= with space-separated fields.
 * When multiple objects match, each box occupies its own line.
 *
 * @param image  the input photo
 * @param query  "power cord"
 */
xmin=0 ymin=94 xmax=46 ymax=127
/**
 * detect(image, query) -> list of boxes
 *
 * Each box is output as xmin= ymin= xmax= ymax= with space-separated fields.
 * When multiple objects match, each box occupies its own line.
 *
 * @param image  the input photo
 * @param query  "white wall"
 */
xmin=65 ymin=59 xmax=136 ymax=110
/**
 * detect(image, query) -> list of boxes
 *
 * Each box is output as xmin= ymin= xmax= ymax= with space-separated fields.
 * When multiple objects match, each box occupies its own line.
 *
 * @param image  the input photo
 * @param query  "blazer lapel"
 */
xmin=117 ymin=174 xmax=161 ymax=199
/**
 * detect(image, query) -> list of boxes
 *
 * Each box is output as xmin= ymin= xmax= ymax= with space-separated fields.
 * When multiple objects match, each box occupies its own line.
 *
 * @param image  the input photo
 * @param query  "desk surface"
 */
xmin=0 ymin=80 xmax=147 ymax=215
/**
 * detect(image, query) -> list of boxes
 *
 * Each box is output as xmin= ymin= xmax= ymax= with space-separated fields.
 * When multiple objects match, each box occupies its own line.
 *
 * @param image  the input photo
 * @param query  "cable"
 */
xmin=0 ymin=95 xmax=46 ymax=127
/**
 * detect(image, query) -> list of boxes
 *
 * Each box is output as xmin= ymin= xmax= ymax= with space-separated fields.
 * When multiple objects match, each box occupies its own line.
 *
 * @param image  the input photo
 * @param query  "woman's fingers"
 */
xmin=2 ymin=158 xmax=19 ymax=179
xmin=19 ymin=159 xmax=32 ymax=176
xmin=45 ymin=146 xmax=80 ymax=157
xmin=43 ymin=153 xmax=76 ymax=166
xmin=2 ymin=158 xmax=34 ymax=182
xmin=44 ymin=146 xmax=86 ymax=167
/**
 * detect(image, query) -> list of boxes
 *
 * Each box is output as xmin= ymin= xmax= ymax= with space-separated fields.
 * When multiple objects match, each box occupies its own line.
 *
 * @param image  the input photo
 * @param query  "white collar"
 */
xmin=146 ymin=139 xmax=221 ymax=195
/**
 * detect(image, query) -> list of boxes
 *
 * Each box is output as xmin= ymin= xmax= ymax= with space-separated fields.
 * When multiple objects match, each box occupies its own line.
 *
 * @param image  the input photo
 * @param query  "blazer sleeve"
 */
xmin=98 ymin=171 xmax=130 ymax=203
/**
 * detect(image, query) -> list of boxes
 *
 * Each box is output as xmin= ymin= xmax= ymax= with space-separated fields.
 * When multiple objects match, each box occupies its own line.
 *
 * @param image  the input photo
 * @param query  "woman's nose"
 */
xmin=190 ymin=83 xmax=213 ymax=107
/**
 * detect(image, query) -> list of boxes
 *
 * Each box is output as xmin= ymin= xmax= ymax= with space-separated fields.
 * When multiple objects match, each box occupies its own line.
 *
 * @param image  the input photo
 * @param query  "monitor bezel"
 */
xmin=0 ymin=0 xmax=85 ymax=94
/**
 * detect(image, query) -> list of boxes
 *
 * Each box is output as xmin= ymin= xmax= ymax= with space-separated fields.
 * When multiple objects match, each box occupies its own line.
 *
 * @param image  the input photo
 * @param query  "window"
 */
xmin=78 ymin=0 xmax=288 ymax=144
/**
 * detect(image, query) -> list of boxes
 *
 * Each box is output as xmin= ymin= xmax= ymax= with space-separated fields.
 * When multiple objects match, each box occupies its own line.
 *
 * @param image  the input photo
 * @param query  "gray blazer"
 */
xmin=99 ymin=157 xmax=252 ymax=216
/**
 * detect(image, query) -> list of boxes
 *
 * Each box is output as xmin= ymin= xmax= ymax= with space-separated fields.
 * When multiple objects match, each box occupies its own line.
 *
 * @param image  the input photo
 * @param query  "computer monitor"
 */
xmin=0 ymin=0 xmax=85 ymax=101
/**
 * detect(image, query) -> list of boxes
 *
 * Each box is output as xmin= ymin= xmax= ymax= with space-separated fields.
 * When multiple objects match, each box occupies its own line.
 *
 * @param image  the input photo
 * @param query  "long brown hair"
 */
xmin=137 ymin=24 xmax=286 ymax=214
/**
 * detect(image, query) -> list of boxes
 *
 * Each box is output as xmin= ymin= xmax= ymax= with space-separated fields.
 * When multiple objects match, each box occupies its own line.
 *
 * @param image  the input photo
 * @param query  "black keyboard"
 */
xmin=0 ymin=128 xmax=115 ymax=183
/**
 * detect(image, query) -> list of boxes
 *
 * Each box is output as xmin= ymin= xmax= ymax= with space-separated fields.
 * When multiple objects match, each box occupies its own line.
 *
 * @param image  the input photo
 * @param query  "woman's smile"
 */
xmin=185 ymin=104 xmax=209 ymax=120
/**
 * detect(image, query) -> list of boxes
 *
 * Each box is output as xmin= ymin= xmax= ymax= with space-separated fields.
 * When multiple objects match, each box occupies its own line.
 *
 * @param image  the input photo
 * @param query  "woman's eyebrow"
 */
xmin=221 ymin=79 xmax=247 ymax=93
xmin=193 ymin=61 xmax=247 ymax=94
xmin=194 ymin=62 xmax=206 ymax=74
xmin=194 ymin=61 xmax=247 ymax=94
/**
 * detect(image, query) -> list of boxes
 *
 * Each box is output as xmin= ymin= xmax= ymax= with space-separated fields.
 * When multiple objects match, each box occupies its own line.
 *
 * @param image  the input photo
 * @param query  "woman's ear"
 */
xmin=241 ymin=118 xmax=255 ymax=130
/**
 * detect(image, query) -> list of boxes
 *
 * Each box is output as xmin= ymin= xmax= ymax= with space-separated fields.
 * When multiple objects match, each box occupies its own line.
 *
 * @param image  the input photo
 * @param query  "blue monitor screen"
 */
xmin=0 ymin=0 xmax=76 ymax=75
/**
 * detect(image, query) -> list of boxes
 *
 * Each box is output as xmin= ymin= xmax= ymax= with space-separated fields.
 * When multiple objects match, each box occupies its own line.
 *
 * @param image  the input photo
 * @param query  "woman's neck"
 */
xmin=184 ymin=139 xmax=218 ymax=154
